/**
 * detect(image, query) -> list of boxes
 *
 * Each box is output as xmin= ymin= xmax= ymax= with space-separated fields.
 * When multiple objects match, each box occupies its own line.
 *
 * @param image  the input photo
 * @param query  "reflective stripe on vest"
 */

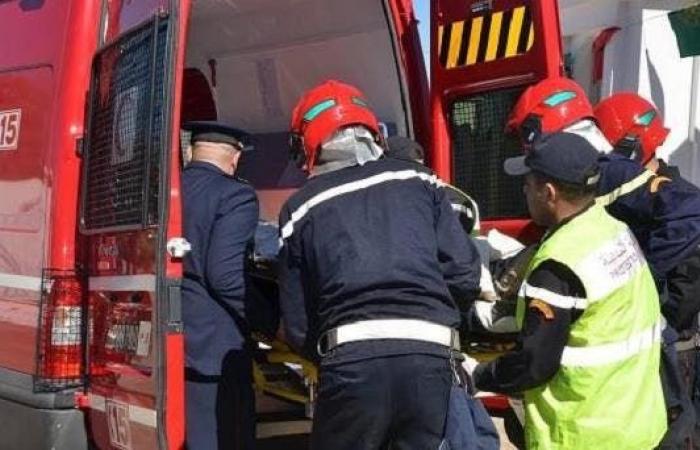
xmin=519 ymin=282 xmax=588 ymax=309
xmin=560 ymin=318 xmax=662 ymax=367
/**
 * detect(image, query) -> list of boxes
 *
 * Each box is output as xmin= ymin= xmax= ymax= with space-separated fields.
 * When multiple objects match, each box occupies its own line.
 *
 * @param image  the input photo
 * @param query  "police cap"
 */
xmin=504 ymin=132 xmax=600 ymax=187
xmin=183 ymin=121 xmax=254 ymax=151
xmin=386 ymin=136 xmax=425 ymax=163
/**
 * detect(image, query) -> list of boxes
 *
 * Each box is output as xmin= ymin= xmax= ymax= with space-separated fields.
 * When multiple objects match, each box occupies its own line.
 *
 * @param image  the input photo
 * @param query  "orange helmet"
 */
xmin=290 ymin=80 xmax=380 ymax=172
xmin=506 ymin=77 xmax=594 ymax=146
xmin=594 ymin=92 xmax=669 ymax=164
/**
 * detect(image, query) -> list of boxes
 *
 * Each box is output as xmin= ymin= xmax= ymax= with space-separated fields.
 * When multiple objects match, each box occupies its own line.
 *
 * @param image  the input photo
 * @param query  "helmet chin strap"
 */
xmin=612 ymin=135 xmax=642 ymax=162
xmin=289 ymin=132 xmax=307 ymax=169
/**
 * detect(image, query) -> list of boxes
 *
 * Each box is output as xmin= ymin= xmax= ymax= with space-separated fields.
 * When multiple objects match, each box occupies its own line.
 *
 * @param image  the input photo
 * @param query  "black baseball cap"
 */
xmin=386 ymin=136 xmax=425 ymax=163
xmin=504 ymin=132 xmax=601 ymax=187
xmin=183 ymin=121 xmax=254 ymax=151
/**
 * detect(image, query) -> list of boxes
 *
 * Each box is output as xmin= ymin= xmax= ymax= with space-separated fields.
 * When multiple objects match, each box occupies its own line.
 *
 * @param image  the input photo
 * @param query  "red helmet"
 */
xmin=506 ymin=77 xmax=594 ymax=145
xmin=290 ymin=80 xmax=380 ymax=172
xmin=594 ymin=93 xmax=669 ymax=164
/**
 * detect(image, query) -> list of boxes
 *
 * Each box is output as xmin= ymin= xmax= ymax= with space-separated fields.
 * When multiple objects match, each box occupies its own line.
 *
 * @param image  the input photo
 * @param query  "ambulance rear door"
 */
xmin=79 ymin=1 xmax=188 ymax=449
xmin=430 ymin=0 xmax=564 ymax=238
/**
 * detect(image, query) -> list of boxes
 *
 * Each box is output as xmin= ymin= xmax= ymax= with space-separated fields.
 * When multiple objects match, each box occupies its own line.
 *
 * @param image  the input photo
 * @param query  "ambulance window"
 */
xmin=82 ymin=18 xmax=169 ymax=231
xmin=449 ymin=87 xmax=528 ymax=219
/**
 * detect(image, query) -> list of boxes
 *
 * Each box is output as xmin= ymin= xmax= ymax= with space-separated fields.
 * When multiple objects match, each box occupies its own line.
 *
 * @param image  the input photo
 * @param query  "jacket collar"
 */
xmin=541 ymin=201 xmax=595 ymax=244
xmin=187 ymin=160 xmax=232 ymax=177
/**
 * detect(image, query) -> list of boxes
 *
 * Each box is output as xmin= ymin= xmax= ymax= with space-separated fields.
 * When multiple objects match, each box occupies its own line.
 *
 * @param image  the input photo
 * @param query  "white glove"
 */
xmin=473 ymin=300 xmax=519 ymax=333
xmin=461 ymin=353 xmax=480 ymax=376
xmin=486 ymin=229 xmax=525 ymax=259
xmin=508 ymin=397 xmax=526 ymax=425
xmin=479 ymin=264 xmax=499 ymax=301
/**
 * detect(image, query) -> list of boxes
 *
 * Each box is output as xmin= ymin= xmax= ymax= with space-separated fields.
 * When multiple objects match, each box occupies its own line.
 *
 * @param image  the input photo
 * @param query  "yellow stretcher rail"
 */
xmin=252 ymin=337 xmax=511 ymax=407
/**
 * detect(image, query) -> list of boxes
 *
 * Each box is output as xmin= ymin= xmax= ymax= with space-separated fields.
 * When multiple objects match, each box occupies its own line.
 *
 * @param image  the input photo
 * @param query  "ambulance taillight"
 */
xmin=35 ymin=271 xmax=85 ymax=391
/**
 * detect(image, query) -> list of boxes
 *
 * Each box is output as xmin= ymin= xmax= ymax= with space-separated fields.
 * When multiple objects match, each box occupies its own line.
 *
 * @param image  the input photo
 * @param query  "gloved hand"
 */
xmin=461 ymin=353 xmax=480 ymax=376
xmin=474 ymin=230 xmax=526 ymax=262
xmin=461 ymin=353 xmax=481 ymax=394
xmin=479 ymin=264 xmax=499 ymax=301
xmin=486 ymin=229 xmax=525 ymax=259
xmin=473 ymin=300 xmax=519 ymax=333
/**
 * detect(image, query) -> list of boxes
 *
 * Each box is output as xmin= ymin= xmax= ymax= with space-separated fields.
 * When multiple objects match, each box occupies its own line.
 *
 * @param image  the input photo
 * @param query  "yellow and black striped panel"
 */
xmin=438 ymin=5 xmax=534 ymax=69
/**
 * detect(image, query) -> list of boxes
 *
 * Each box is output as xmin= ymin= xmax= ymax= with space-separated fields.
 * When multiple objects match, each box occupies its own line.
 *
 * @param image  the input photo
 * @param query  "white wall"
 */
xmin=561 ymin=0 xmax=700 ymax=185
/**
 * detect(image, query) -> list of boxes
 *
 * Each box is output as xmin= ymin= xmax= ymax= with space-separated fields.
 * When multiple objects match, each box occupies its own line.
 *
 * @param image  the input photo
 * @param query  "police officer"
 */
xmin=506 ymin=77 xmax=700 ymax=448
xmin=181 ymin=121 xmax=258 ymax=450
xmin=595 ymin=93 xmax=700 ymax=448
xmin=278 ymin=80 xmax=482 ymax=450
xmin=467 ymin=132 xmax=667 ymax=449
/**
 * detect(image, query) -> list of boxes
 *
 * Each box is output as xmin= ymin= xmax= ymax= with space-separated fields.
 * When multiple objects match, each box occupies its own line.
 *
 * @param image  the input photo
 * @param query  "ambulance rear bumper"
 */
xmin=0 ymin=367 xmax=87 ymax=450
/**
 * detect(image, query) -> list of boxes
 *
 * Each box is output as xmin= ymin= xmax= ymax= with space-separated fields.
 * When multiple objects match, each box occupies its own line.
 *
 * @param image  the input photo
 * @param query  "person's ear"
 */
xmin=232 ymin=149 xmax=242 ymax=165
xmin=544 ymin=181 xmax=557 ymax=205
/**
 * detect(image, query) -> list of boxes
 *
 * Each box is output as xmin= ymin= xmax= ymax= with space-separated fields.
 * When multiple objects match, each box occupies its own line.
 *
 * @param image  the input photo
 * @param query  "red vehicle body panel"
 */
xmin=81 ymin=1 xmax=179 ymax=449
xmin=0 ymin=0 xmax=100 ymax=374
xmin=163 ymin=1 xmax=191 ymax=446
xmin=388 ymin=0 xmax=431 ymax=151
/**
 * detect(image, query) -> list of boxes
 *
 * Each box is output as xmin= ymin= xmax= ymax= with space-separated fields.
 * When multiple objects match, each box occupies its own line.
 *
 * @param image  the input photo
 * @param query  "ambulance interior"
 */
xmin=182 ymin=0 xmax=415 ymax=222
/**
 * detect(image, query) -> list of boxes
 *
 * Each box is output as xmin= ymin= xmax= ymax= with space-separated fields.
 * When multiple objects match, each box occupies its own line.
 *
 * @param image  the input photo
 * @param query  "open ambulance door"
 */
xmin=79 ymin=1 xmax=187 ymax=449
xmin=430 ymin=0 xmax=564 ymax=239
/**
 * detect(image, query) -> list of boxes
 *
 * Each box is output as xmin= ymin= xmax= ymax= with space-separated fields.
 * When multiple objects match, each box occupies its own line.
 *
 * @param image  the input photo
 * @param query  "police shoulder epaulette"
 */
xmin=649 ymin=175 xmax=672 ymax=194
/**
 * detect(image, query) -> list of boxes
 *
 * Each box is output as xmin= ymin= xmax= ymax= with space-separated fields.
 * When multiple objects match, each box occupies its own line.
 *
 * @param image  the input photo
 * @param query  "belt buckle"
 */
xmin=316 ymin=328 xmax=337 ymax=357
xmin=450 ymin=329 xmax=461 ymax=351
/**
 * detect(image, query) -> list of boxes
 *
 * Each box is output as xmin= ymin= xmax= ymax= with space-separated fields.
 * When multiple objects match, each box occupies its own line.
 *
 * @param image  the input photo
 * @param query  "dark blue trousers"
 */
xmin=658 ymin=328 xmax=696 ymax=449
xmin=311 ymin=347 xmax=452 ymax=450
xmin=185 ymin=350 xmax=255 ymax=450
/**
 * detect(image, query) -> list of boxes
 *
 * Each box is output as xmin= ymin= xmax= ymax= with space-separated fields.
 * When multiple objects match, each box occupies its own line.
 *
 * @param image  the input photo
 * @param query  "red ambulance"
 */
xmin=0 ymin=0 xmax=562 ymax=448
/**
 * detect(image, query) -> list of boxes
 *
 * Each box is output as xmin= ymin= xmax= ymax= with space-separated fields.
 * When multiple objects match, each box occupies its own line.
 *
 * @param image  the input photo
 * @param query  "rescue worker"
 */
xmin=278 ymin=80 xmax=482 ymax=450
xmin=595 ymin=93 xmax=700 ymax=448
xmin=505 ymin=77 xmax=700 ymax=281
xmin=505 ymin=77 xmax=700 ymax=448
xmin=181 ymin=121 xmax=258 ymax=450
xmin=467 ymin=131 xmax=667 ymax=449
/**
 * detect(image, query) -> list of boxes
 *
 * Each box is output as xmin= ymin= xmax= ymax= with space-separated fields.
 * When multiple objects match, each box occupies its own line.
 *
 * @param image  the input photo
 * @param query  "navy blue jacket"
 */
xmin=597 ymin=153 xmax=700 ymax=282
xmin=278 ymin=157 xmax=481 ymax=359
xmin=182 ymin=161 xmax=259 ymax=375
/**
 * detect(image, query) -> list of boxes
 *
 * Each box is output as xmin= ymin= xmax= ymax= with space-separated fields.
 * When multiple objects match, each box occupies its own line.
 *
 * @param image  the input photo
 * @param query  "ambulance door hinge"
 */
xmin=75 ymin=136 xmax=85 ymax=158
xmin=166 ymin=281 xmax=183 ymax=333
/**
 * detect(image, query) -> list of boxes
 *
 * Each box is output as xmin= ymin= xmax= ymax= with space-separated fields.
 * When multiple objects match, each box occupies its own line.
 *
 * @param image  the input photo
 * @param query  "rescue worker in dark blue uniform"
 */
xmin=506 ymin=77 xmax=700 ymax=449
xmin=181 ymin=121 xmax=258 ymax=450
xmin=595 ymin=92 xmax=700 ymax=449
xmin=278 ymin=80 xmax=482 ymax=450
xmin=506 ymin=77 xmax=700 ymax=285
